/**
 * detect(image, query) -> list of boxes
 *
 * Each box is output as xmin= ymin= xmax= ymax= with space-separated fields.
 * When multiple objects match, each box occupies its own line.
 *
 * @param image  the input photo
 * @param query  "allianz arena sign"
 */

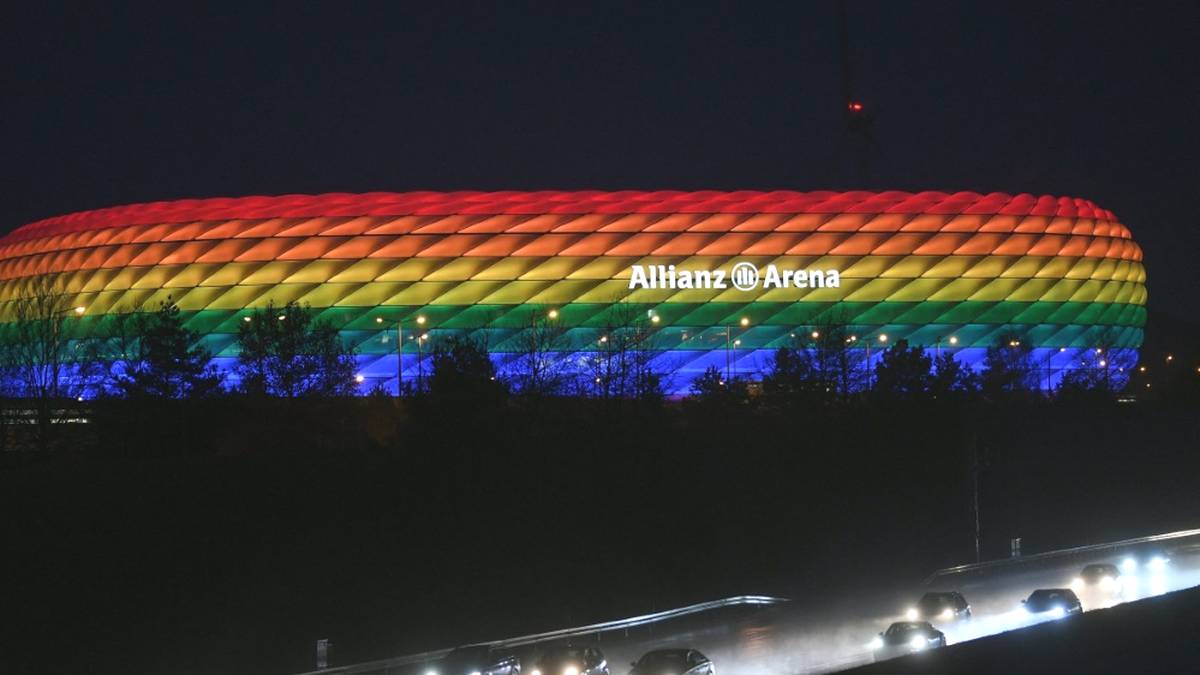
xmin=628 ymin=262 xmax=842 ymax=291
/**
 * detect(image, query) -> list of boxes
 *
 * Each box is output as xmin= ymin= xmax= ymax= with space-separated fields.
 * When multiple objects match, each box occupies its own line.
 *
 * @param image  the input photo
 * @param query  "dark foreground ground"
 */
xmin=2 ymin=396 xmax=1198 ymax=675
xmin=842 ymin=583 xmax=1200 ymax=674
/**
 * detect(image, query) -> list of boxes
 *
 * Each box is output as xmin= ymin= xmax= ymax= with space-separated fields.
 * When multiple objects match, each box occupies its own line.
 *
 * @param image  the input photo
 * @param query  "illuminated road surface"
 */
xmin=324 ymin=541 xmax=1200 ymax=675
xmin=521 ymin=548 xmax=1200 ymax=675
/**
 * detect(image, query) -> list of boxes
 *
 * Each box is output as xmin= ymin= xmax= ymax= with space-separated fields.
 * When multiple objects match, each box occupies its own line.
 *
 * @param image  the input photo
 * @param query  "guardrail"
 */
xmin=923 ymin=525 xmax=1200 ymax=585
xmin=295 ymin=595 xmax=787 ymax=675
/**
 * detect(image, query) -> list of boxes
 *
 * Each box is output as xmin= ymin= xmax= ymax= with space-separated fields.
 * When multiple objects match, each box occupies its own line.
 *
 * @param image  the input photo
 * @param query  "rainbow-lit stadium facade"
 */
xmin=0 ymin=191 xmax=1146 ymax=394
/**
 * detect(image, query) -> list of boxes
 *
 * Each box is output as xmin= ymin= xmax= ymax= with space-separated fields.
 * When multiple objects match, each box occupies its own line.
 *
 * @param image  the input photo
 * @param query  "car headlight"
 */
xmin=531 ymin=669 xmax=541 ymax=675
xmin=909 ymin=636 xmax=926 ymax=650
xmin=1099 ymin=575 xmax=1114 ymax=589
xmin=940 ymin=608 xmax=954 ymax=620
xmin=905 ymin=608 xmax=918 ymax=621
xmin=1121 ymin=557 xmax=1138 ymax=573
xmin=426 ymin=669 xmax=438 ymax=675
xmin=1050 ymin=606 xmax=1066 ymax=618
xmin=1149 ymin=556 xmax=1168 ymax=571
xmin=869 ymin=637 xmax=884 ymax=650
xmin=1070 ymin=577 xmax=1084 ymax=590
xmin=564 ymin=666 xmax=579 ymax=675
xmin=471 ymin=671 xmax=481 ymax=675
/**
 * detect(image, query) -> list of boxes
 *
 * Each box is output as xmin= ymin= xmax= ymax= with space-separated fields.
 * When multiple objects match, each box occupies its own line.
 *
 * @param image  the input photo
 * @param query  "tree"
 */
xmin=803 ymin=318 xmax=867 ymax=400
xmin=980 ymin=331 xmax=1038 ymax=396
xmin=588 ymin=303 xmax=666 ymax=403
xmin=762 ymin=344 xmax=825 ymax=407
xmin=1055 ymin=333 xmax=1134 ymax=402
xmin=510 ymin=307 xmax=571 ymax=397
xmin=112 ymin=299 xmax=222 ymax=399
xmin=235 ymin=300 xmax=356 ymax=397
xmin=687 ymin=365 xmax=751 ymax=409
xmin=425 ymin=335 xmax=506 ymax=407
xmin=930 ymin=352 xmax=977 ymax=398
xmin=0 ymin=278 xmax=95 ymax=450
xmin=872 ymin=338 xmax=933 ymax=398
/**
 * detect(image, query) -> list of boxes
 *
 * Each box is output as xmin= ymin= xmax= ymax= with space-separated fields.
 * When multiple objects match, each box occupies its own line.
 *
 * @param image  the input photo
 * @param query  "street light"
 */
xmin=864 ymin=333 xmax=887 ymax=388
xmin=547 ymin=309 xmax=559 ymax=320
xmin=725 ymin=317 xmax=750 ymax=382
xmin=376 ymin=313 xmax=429 ymax=396
xmin=417 ymin=332 xmax=429 ymax=390
xmin=938 ymin=334 xmax=958 ymax=360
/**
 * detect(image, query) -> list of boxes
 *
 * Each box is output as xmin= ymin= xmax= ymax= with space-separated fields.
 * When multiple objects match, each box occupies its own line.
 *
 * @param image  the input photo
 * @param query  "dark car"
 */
xmin=905 ymin=591 xmax=971 ymax=622
xmin=531 ymin=647 xmax=609 ymax=675
xmin=1021 ymin=589 xmax=1083 ymax=617
xmin=629 ymin=650 xmax=713 ymax=675
xmin=429 ymin=646 xmax=520 ymax=675
xmin=1072 ymin=564 xmax=1123 ymax=592
xmin=870 ymin=621 xmax=945 ymax=661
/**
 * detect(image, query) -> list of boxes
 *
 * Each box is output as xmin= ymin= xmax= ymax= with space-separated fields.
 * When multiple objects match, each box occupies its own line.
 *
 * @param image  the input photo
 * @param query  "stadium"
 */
xmin=0 ymin=190 xmax=1147 ymax=394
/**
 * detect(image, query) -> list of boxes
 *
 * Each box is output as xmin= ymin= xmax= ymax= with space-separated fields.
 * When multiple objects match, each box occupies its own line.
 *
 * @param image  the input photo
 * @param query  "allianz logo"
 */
xmin=628 ymin=262 xmax=841 ymax=291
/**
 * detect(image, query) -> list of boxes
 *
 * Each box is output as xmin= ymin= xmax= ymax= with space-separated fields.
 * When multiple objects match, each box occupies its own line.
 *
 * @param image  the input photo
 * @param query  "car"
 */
xmin=531 ymin=647 xmax=609 ymax=675
xmin=1021 ymin=589 xmax=1083 ymax=618
xmin=1071 ymin=563 xmax=1123 ymax=592
xmin=904 ymin=591 xmax=971 ymax=622
xmin=428 ymin=646 xmax=521 ymax=675
xmin=629 ymin=649 xmax=713 ymax=675
xmin=869 ymin=621 xmax=945 ymax=661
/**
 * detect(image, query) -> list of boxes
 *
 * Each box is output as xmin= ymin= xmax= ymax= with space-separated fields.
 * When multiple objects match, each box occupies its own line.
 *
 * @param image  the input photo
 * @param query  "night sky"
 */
xmin=5 ymin=2 xmax=1197 ymax=317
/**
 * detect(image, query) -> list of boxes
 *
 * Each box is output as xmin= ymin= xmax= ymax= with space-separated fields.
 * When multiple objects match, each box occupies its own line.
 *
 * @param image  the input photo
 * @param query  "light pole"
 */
xmin=726 ymin=316 xmax=749 ymax=382
xmin=59 ymin=304 xmax=87 ymax=398
xmin=866 ymin=333 xmax=887 ymax=388
xmin=377 ymin=313 xmax=425 ymax=396
xmin=417 ymin=330 xmax=429 ymax=392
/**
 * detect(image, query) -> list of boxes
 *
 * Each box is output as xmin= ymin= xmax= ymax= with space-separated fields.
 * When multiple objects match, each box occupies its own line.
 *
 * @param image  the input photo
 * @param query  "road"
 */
xmin=299 ymin=532 xmax=1200 ymax=675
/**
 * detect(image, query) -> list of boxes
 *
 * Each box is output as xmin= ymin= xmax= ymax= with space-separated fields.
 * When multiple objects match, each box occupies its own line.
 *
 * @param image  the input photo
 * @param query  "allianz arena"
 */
xmin=0 ymin=191 xmax=1146 ymax=394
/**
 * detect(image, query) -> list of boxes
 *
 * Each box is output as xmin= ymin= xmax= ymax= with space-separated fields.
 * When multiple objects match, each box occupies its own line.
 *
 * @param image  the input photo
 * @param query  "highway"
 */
xmin=298 ymin=528 xmax=1200 ymax=675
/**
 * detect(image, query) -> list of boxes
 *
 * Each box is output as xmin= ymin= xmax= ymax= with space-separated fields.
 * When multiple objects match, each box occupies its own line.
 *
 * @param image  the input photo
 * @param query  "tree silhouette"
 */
xmin=981 ymin=331 xmax=1038 ymax=396
xmin=588 ymin=302 xmax=666 ymax=403
xmin=930 ymin=352 xmax=977 ymax=398
xmin=0 ymin=277 xmax=96 ymax=450
xmin=112 ymin=299 xmax=222 ymax=399
xmin=426 ymin=335 xmax=507 ymax=407
xmin=687 ymin=365 xmax=751 ymax=409
xmin=235 ymin=300 xmax=356 ymax=397
xmin=873 ymin=338 xmax=933 ymax=398
xmin=510 ymin=307 xmax=571 ymax=397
